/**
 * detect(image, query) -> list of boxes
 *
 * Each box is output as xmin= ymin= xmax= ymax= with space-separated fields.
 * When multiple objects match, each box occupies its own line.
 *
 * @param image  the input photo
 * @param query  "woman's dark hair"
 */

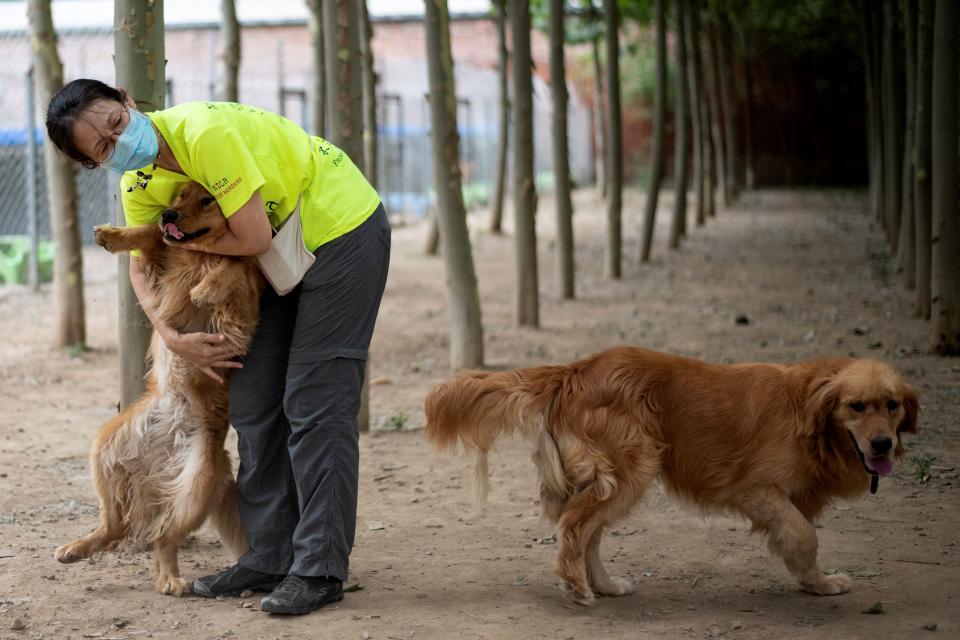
xmin=46 ymin=79 xmax=125 ymax=169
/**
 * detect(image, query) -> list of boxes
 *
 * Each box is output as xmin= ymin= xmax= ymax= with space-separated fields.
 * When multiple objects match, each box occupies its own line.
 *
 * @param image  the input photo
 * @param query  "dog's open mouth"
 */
xmin=162 ymin=222 xmax=210 ymax=243
xmin=849 ymin=432 xmax=893 ymax=477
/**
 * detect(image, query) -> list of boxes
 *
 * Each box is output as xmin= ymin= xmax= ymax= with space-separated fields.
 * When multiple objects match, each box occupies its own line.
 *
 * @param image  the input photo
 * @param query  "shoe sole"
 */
xmin=191 ymin=581 xmax=284 ymax=599
xmin=260 ymin=592 xmax=344 ymax=615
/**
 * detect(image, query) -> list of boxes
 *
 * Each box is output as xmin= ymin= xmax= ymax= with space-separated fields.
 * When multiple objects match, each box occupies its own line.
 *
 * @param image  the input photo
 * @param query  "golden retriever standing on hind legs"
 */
xmin=55 ymin=183 xmax=264 ymax=596
xmin=425 ymin=347 xmax=919 ymax=606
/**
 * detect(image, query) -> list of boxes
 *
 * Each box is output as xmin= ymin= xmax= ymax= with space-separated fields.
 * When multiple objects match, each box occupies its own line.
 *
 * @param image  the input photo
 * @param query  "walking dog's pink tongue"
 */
xmin=865 ymin=456 xmax=893 ymax=476
xmin=164 ymin=223 xmax=184 ymax=240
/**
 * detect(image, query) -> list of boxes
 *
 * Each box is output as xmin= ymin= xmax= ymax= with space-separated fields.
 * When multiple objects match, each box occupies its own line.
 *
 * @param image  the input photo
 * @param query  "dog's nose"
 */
xmin=870 ymin=436 xmax=893 ymax=455
xmin=161 ymin=209 xmax=179 ymax=224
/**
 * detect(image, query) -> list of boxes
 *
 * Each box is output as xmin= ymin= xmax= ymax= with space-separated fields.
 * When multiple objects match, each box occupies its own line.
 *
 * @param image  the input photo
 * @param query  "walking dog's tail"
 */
xmin=424 ymin=366 xmax=571 ymax=505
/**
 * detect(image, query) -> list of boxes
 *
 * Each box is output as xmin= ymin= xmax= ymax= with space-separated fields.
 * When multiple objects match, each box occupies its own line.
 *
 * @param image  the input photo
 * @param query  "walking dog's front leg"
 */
xmin=738 ymin=488 xmax=851 ymax=595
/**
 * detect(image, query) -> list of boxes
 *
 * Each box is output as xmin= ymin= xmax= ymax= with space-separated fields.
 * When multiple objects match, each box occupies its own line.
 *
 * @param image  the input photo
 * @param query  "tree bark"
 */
xmin=703 ymin=20 xmax=726 ymax=214
xmin=881 ymin=0 xmax=903 ymax=252
xmin=424 ymin=0 xmax=485 ymax=369
xmin=860 ymin=0 xmax=885 ymax=225
xmin=28 ymin=0 xmax=86 ymax=351
xmin=684 ymin=0 xmax=705 ymax=227
xmin=549 ymin=0 xmax=574 ymax=299
xmin=323 ymin=0 xmax=363 ymax=163
xmin=219 ymin=0 xmax=240 ymax=102
xmin=603 ymin=0 xmax=622 ymax=277
xmin=359 ymin=0 xmax=377 ymax=187
xmin=715 ymin=15 xmax=738 ymax=203
xmin=640 ymin=0 xmax=665 ymax=263
xmin=306 ymin=0 xmax=325 ymax=135
xmin=694 ymin=0 xmax=716 ymax=221
xmin=510 ymin=0 xmax=538 ymax=326
xmin=741 ymin=56 xmax=755 ymax=191
xmin=489 ymin=0 xmax=509 ymax=233
xmin=113 ymin=0 xmax=164 ymax=408
xmin=930 ymin=0 xmax=959 ymax=354
xmin=897 ymin=0 xmax=917 ymax=288
xmin=591 ymin=27 xmax=607 ymax=200
xmin=914 ymin=0 xmax=933 ymax=318
xmin=669 ymin=0 xmax=689 ymax=250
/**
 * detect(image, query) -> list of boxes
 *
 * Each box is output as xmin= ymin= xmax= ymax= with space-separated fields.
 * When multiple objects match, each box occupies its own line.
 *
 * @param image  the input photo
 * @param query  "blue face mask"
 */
xmin=102 ymin=108 xmax=159 ymax=174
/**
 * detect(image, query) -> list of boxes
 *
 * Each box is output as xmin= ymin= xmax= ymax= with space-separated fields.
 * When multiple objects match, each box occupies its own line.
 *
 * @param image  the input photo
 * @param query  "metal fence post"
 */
xmin=25 ymin=65 xmax=40 ymax=291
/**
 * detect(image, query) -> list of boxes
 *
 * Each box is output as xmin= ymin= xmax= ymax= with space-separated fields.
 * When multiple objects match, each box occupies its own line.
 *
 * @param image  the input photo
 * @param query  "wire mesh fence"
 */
xmin=0 ymin=18 xmax=594 ymax=248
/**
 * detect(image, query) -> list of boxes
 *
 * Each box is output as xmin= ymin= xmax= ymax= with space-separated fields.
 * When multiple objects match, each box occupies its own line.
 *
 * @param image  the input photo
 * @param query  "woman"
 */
xmin=46 ymin=79 xmax=390 ymax=615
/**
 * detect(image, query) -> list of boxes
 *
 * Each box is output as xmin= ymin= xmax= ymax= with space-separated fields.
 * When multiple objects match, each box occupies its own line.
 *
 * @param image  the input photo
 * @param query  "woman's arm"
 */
xmin=129 ymin=256 xmax=243 ymax=384
xmin=185 ymin=191 xmax=273 ymax=256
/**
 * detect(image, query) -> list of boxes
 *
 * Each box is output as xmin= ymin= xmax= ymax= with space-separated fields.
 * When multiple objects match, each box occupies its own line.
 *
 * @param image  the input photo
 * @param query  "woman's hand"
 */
xmin=157 ymin=323 xmax=243 ymax=384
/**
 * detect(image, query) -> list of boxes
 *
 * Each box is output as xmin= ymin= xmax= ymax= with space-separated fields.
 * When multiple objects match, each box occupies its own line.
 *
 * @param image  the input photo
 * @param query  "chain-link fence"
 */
xmin=0 ymin=18 xmax=594 ymax=246
xmin=0 ymin=28 xmax=114 ymax=246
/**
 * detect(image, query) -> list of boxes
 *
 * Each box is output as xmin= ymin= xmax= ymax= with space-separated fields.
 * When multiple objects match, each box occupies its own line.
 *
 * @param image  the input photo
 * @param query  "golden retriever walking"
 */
xmin=55 ymin=183 xmax=264 ymax=596
xmin=425 ymin=347 xmax=918 ymax=605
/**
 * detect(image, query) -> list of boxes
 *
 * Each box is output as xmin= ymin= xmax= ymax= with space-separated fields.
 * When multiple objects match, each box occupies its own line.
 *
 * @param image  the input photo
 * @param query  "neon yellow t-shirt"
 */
xmin=120 ymin=102 xmax=380 ymax=254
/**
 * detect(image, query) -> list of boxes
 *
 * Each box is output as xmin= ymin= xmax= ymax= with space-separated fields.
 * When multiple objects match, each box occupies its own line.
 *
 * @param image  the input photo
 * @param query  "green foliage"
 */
xmin=383 ymin=411 xmax=409 ymax=431
xmin=619 ymin=30 xmax=675 ymax=106
xmin=910 ymin=454 xmax=936 ymax=482
xmin=706 ymin=0 xmax=861 ymax=60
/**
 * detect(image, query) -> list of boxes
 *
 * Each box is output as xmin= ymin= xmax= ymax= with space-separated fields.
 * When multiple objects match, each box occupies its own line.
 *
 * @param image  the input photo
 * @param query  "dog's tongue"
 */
xmin=164 ymin=223 xmax=184 ymax=240
xmin=865 ymin=455 xmax=893 ymax=477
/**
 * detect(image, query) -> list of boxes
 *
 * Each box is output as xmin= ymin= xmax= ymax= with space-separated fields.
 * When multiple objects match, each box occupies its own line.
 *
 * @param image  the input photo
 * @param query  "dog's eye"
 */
xmin=886 ymin=400 xmax=900 ymax=412
xmin=200 ymin=196 xmax=215 ymax=207
xmin=848 ymin=401 xmax=866 ymax=413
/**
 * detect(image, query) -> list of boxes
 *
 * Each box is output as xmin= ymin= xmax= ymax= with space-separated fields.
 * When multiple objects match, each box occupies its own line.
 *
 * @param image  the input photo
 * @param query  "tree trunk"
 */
xmin=323 ymin=0 xmax=363 ymax=163
xmin=603 ymin=0 xmax=623 ymax=277
xmin=881 ymin=0 xmax=903 ymax=252
xmin=860 ymin=0 xmax=885 ymax=225
xmin=694 ymin=0 xmax=715 ymax=221
xmin=684 ymin=0 xmax=705 ymax=227
xmin=359 ymin=0 xmax=377 ymax=187
xmin=716 ymin=16 xmax=739 ymax=203
xmin=424 ymin=211 xmax=440 ymax=254
xmin=549 ymin=0 xmax=574 ymax=299
xmin=640 ymin=0 xmax=665 ymax=263
xmin=489 ymin=0 xmax=509 ymax=234
xmin=930 ymin=0 xmax=959 ymax=354
xmin=113 ymin=0 xmax=164 ymax=408
xmin=424 ymin=0 xmax=485 ymax=369
xmin=306 ymin=0 xmax=325 ymax=135
xmin=741 ymin=56 xmax=755 ymax=191
xmin=703 ymin=20 xmax=726 ymax=214
xmin=669 ymin=0 xmax=689 ymax=250
xmin=510 ymin=0 xmax=538 ymax=326
xmin=914 ymin=0 xmax=933 ymax=318
xmin=323 ymin=0 xmax=370 ymax=426
xmin=219 ymin=0 xmax=240 ymax=102
xmin=28 ymin=0 xmax=86 ymax=351
xmin=591 ymin=30 xmax=607 ymax=200
xmin=897 ymin=0 xmax=917 ymax=288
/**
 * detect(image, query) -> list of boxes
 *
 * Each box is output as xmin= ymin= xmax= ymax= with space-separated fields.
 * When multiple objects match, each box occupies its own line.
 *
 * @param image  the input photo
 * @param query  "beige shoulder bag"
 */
xmin=255 ymin=199 xmax=316 ymax=296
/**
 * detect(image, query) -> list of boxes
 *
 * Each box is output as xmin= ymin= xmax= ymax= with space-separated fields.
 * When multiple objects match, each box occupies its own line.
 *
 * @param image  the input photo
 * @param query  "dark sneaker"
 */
xmin=191 ymin=564 xmax=285 ymax=598
xmin=259 ymin=575 xmax=344 ymax=615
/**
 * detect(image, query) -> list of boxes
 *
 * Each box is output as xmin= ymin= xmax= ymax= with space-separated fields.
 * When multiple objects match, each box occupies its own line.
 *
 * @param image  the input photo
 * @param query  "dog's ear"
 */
xmin=804 ymin=375 xmax=839 ymax=437
xmin=898 ymin=382 xmax=919 ymax=434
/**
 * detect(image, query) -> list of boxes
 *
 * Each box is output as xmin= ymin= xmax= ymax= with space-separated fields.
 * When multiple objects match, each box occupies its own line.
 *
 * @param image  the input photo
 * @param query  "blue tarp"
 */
xmin=0 ymin=128 xmax=44 ymax=147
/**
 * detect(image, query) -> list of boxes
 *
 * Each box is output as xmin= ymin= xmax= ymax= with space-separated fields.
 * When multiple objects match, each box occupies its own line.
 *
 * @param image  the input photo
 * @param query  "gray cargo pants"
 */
xmin=228 ymin=204 xmax=390 ymax=581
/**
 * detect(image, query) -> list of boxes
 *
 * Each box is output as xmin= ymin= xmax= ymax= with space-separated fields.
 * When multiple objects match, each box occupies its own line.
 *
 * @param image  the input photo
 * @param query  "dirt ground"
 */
xmin=0 ymin=188 xmax=958 ymax=640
